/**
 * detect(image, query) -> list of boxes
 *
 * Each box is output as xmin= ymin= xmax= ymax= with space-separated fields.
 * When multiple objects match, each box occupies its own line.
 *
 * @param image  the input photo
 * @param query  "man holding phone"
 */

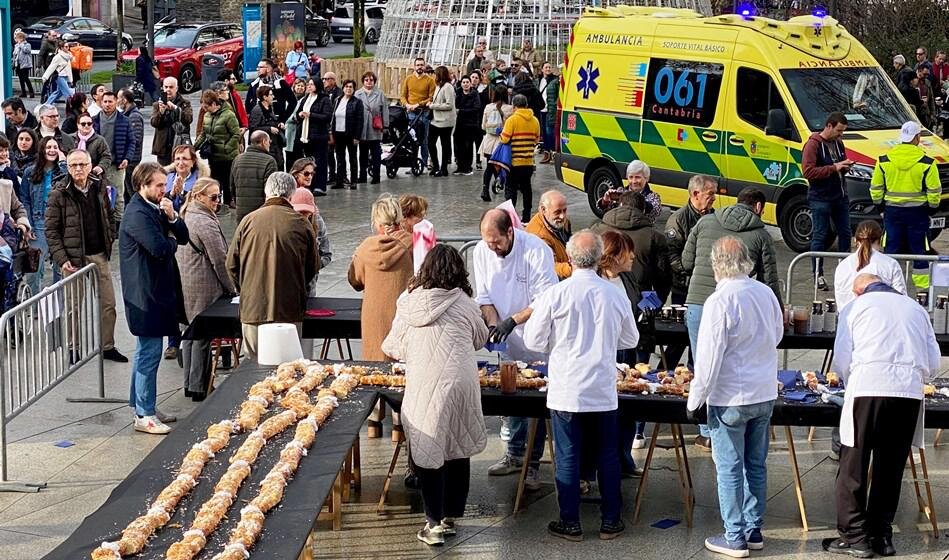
xmin=150 ymin=77 xmax=193 ymax=166
xmin=803 ymin=111 xmax=853 ymax=291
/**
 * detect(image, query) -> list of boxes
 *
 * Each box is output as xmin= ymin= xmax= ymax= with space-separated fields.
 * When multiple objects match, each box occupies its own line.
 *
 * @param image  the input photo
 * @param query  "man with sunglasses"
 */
xmin=232 ymin=130 xmax=278 ymax=222
xmin=45 ymin=149 xmax=129 ymax=364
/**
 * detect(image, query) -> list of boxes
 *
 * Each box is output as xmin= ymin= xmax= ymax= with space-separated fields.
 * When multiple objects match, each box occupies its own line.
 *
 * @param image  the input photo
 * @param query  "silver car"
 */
xmin=330 ymin=4 xmax=385 ymax=44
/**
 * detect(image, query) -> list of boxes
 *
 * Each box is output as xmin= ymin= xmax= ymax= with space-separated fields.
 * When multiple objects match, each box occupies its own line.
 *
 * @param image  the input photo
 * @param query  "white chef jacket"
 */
xmin=687 ymin=276 xmax=784 ymax=411
xmin=523 ymin=268 xmax=640 ymax=412
xmin=831 ymin=289 xmax=939 ymax=448
xmin=474 ymin=228 xmax=558 ymax=362
xmin=833 ymin=249 xmax=906 ymax=309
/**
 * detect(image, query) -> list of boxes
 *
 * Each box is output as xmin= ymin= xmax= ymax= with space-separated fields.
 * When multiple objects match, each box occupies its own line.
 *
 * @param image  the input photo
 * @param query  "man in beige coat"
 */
xmin=226 ymin=172 xmax=318 ymax=359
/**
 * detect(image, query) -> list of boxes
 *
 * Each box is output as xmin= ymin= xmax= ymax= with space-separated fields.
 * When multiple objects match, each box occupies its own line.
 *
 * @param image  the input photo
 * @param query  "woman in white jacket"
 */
xmin=427 ymin=66 xmax=456 ymax=177
xmin=42 ymin=40 xmax=74 ymax=105
xmin=834 ymin=220 xmax=906 ymax=309
xmin=478 ymin=85 xmax=513 ymax=201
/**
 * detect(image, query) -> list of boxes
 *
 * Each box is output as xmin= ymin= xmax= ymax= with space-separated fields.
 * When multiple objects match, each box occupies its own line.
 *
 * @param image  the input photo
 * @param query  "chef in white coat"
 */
xmin=474 ymin=208 xmax=557 ymax=487
xmin=833 ymin=220 xmax=906 ymax=310
xmin=824 ymin=273 xmax=939 ymax=559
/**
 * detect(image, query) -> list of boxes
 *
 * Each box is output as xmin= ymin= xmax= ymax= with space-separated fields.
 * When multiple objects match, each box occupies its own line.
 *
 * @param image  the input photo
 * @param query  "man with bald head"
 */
xmin=231 ymin=130 xmax=278 ymax=222
xmin=824 ymin=273 xmax=939 ymax=558
xmin=475 ymin=208 xmax=557 ymax=487
xmin=525 ymin=229 xmax=639 ymax=541
xmin=525 ymin=190 xmax=572 ymax=279
xmin=150 ymin=77 xmax=193 ymax=166
xmin=687 ymin=236 xmax=783 ymax=557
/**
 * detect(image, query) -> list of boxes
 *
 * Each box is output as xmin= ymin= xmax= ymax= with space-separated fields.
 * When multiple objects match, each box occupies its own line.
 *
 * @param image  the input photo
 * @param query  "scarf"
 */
xmin=299 ymin=94 xmax=318 ymax=143
xmin=77 ymin=129 xmax=95 ymax=151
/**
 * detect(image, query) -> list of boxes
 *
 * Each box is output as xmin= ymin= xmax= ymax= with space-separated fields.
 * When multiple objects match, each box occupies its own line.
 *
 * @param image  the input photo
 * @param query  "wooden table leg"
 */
xmin=352 ymin=437 xmax=361 ymax=490
xmin=514 ymin=418 xmax=539 ymax=514
xmin=909 ymin=453 xmax=926 ymax=513
xmin=807 ymin=426 xmax=816 ymax=443
xmin=319 ymin=472 xmax=343 ymax=530
xmin=342 ymin=448 xmax=352 ymax=502
xmin=674 ymin=424 xmax=695 ymax=507
xmin=345 ymin=339 xmax=353 ymax=360
xmin=935 ymin=429 xmax=944 ymax=448
xmin=669 ymin=424 xmax=694 ymax=527
xmin=633 ymin=423 xmax=662 ymax=524
xmin=918 ymin=448 xmax=939 ymax=538
xmin=335 ymin=338 xmax=345 ymax=359
xmin=319 ymin=339 xmax=330 ymax=360
xmin=377 ymin=436 xmax=403 ymax=514
xmin=785 ymin=426 xmax=808 ymax=532
xmin=297 ymin=530 xmax=315 ymax=560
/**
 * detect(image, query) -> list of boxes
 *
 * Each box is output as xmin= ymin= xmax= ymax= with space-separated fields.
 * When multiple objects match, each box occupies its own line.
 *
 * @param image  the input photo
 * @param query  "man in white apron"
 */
xmin=824 ymin=273 xmax=939 ymax=558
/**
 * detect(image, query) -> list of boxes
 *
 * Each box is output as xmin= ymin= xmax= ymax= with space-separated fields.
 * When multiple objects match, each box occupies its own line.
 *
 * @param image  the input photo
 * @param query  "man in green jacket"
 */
xmin=870 ymin=121 xmax=941 ymax=290
xmin=681 ymin=187 xmax=782 ymax=449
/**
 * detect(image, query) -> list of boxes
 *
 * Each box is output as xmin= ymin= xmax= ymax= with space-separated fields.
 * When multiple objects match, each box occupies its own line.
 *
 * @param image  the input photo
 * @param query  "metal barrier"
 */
xmin=0 ymin=264 xmax=118 ymax=492
xmin=783 ymin=250 xmax=949 ymax=368
xmin=27 ymin=52 xmax=92 ymax=97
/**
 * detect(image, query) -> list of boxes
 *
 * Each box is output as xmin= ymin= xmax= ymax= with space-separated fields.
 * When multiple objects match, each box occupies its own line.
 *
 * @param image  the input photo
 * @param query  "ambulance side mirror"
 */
xmin=765 ymin=108 xmax=794 ymax=141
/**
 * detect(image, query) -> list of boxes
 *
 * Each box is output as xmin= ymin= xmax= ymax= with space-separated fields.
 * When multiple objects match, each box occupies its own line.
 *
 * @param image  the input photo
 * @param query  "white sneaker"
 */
xmin=525 ymin=466 xmax=541 ymax=491
xmin=438 ymin=518 xmax=456 ymax=536
xmin=135 ymin=415 xmax=171 ymax=435
xmin=417 ymin=523 xmax=445 ymax=546
xmin=632 ymin=434 xmax=646 ymax=449
xmin=499 ymin=416 xmax=511 ymax=441
xmin=488 ymin=454 xmax=522 ymax=476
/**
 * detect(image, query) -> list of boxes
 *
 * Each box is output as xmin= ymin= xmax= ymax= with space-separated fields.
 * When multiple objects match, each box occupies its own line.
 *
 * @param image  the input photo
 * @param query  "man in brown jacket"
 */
xmin=226 ymin=172 xmax=318 ymax=359
xmin=45 ymin=149 xmax=127 ymax=362
xmin=525 ymin=190 xmax=571 ymax=279
xmin=150 ymin=77 xmax=194 ymax=166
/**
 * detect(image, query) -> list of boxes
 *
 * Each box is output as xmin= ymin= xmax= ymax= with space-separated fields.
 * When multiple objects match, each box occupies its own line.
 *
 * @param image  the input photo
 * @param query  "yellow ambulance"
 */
xmin=556 ymin=6 xmax=949 ymax=251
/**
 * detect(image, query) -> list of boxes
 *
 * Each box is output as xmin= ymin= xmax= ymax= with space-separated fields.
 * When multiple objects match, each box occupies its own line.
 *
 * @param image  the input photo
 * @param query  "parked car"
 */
xmin=330 ymin=4 xmax=385 ymax=44
xmin=154 ymin=14 xmax=176 ymax=30
xmin=22 ymin=16 xmax=133 ymax=57
xmin=284 ymin=2 xmax=331 ymax=47
xmin=122 ymin=22 xmax=244 ymax=94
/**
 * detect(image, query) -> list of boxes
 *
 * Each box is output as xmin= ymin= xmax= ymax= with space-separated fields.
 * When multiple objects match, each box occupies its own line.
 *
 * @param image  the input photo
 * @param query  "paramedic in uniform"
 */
xmin=869 ymin=121 xmax=941 ymax=291
xmin=475 ymin=208 xmax=557 ymax=490
xmin=823 ymin=273 xmax=939 ymax=559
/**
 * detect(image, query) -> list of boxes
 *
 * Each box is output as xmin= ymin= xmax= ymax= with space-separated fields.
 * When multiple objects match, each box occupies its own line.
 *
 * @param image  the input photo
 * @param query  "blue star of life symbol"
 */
xmin=577 ymin=61 xmax=599 ymax=99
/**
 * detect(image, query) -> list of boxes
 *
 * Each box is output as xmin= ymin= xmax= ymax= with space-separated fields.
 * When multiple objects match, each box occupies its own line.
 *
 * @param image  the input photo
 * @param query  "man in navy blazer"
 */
xmin=119 ymin=161 xmax=189 ymax=435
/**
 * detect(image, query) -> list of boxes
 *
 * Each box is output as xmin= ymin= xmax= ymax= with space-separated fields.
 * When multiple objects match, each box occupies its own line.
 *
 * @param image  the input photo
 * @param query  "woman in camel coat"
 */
xmin=348 ymin=194 xmax=414 ymax=437
xmin=382 ymin=244 xmax=489 ymax=545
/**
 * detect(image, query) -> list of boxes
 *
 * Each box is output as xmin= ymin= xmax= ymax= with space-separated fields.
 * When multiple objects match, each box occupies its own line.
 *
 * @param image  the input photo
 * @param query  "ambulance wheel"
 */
xmin=779 ymin=193 xmax=816 ymax=253
xmin=411 ymin=159 xmax=424 ymax=177
xmin=386 ymin=166 xmax=397 ymax=179
xmin=586 ymin=165 xmax=622 ymax=218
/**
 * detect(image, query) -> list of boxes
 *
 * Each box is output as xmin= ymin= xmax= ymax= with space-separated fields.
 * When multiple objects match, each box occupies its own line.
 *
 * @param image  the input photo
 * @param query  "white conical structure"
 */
xmin=374 ymin=0 xmax=713 ymax=69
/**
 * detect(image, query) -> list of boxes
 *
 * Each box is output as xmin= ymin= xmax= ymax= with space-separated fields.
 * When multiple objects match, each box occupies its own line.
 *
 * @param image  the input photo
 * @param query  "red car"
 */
xmin=123 ymin=22 xmax=244 ymax=94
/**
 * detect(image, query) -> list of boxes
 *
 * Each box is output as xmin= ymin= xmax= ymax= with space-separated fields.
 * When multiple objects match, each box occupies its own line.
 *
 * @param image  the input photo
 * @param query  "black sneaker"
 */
xmin=871 ymin=536 xmax=895 ymax=557
xmin=599 ymin=518 xmax=625 ymax=540
xmin=822 ymin=537 xmax=874 ymax=558
xmin=404 ymin=471 xmax=420 ymax=490
xmin=817 ymin=276 xmax=828 ymax=291
xmin=548 ymin=520 xmax=583 ymax=542
xmin=103 ymin=348 xmax=129 ymax=363
xmin=314 ymin=189 xmax=327 ymax=197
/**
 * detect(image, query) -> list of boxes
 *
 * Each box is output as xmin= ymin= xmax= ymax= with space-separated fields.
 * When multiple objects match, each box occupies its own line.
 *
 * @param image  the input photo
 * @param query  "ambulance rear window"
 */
xmin=781 ymin=67 xmax=913 ymax=131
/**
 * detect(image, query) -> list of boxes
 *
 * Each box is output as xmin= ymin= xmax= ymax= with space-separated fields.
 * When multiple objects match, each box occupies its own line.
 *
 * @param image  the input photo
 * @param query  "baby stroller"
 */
xmin=383 ymin=105 xmax=425 ymax=178
xmin=0 ymin=228 xmax=32 ymax=315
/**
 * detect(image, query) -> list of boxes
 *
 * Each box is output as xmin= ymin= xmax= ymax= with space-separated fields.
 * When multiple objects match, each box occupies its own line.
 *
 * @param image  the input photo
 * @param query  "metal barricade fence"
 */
xmin=27 ymin=52 xmax=92 ymax=97
xmin=438 ymin=235 xmax=480 ymax=270
xmin=0 ymin=263 xmax=115 ymax=492
xmin=783 ymin=250 xmax=949 ymax=368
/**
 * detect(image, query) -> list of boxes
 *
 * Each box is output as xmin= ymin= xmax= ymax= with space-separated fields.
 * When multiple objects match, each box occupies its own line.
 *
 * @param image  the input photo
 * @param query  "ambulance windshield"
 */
xmin=781 ymin=67 xmax=914 ymax=131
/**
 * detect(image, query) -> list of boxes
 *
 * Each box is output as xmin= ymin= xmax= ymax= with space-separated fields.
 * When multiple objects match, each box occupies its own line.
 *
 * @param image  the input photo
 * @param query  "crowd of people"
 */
xmin=1 ymin=34 xmax=942 ymax=559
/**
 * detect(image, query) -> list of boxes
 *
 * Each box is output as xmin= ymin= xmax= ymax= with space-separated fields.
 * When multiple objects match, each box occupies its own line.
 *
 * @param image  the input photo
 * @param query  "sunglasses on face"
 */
xmin=300 ymin=171 xmax=314 ymax=177
xmin=79 ymin=121 xmax=93 ymax=126
xmin=206 ymin=194 xmax=221 ymax=201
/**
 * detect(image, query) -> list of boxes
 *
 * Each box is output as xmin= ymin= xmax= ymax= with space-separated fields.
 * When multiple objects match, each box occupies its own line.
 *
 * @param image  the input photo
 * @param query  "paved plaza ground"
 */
xmin=1 ymin=96 xmax=948 ymax=559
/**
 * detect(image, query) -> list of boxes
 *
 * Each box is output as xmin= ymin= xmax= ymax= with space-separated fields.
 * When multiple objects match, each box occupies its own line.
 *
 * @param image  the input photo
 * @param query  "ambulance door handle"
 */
xmin=702 ymin=131 xmax=718 ymax=142
xmin=729 ymin=135 xmax=745 ymax=146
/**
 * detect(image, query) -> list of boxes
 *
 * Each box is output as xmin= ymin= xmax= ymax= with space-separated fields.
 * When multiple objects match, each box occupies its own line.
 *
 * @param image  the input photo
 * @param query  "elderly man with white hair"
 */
xmin=823 ymin=273 xmax=939 ymax=559
xmin=524 ymin=229 xmax=639 ymax=542
xmin=226 ymin=172 xmax=318 ymax=360
xmin=150 ymin=77 xmax=193 ymax=166
xmin=525 ymin=189 xmax=572 ymax=279
xmin=597 ymin=160 xmax=662 ymax=222
xmin=687 ymin=236 xmax=783 ymax=558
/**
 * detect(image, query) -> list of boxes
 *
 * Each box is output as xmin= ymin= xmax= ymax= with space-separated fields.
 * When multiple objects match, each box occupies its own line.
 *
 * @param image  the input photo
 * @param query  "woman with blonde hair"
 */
xmin=176 ymin=177 xmax=237 ymax=401
xmin=349 ymin=193 xmax=414 ymax=437
xmin=833 ymin=220 xmax=906 ymax=309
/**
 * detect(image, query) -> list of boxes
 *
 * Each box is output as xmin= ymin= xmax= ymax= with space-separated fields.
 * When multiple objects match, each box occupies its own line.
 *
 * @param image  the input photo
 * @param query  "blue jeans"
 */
xmin=883 ymin=205 xmax=929 ymax=273
xmin=507 ymin=416 xmax=545 ymax=467
xmin=542 ymin=119 xmax=555 ymax=152
xmin=550 ymin=409 xmax=622 ymax=524
xmin=409 ymin=110 xmax=430 ymax=165
xmin=26 ymin=223 xmax=61 ymax=295
xmin=707 ymin=400 xmax=775 ymax=543
xmin=129 ymin=336 xmax=163 ymax=417
xmin=686 ymin=304 xmax=709 ymax=438
xmin=810 ymin=198 xmax=851 ymax=276
xmin=46 ymin=76 xmax=74 ymax=105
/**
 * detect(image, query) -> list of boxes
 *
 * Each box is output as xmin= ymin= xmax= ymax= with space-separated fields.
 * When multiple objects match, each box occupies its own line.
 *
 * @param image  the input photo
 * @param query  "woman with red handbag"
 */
xmin=355 ymin=71 xmax=388 ymax=185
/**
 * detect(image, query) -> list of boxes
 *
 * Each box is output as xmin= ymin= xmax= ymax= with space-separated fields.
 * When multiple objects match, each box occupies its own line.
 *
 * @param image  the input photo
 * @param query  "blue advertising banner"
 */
xmin=242 ymin=3 xmax=263 ymax=83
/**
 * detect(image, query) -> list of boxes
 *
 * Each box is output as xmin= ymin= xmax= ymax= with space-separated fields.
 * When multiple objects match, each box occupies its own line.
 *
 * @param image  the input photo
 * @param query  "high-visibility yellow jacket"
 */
xmin=870 ymin=143 xmax=941 ymax=208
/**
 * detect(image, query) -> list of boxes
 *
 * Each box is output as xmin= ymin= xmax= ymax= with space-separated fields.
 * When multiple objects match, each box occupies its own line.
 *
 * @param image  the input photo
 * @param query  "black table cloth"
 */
xmin=182 ymin=297 xmax=362 ymax=341
xmin=44 ymin=363 xmax=375 ymax=560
